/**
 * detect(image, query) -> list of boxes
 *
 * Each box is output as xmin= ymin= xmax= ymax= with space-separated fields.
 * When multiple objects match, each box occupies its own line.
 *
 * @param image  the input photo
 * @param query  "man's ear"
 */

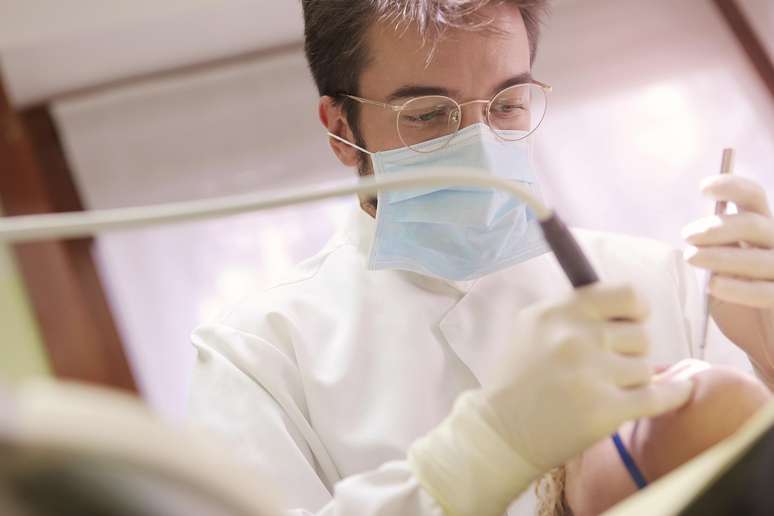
xmin=319 ymin=96 xmax=361 ymax=167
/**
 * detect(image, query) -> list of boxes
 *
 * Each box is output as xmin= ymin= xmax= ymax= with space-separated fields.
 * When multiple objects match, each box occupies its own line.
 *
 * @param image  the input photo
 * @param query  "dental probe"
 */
xmin=0 ymin=168 xmax=641 ymax=486
xmin=697 ymin=148 xmax=734 ymax=360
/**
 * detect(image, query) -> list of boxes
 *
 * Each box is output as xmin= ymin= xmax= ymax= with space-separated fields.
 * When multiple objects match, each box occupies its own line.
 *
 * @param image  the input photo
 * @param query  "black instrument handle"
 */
xmin=539 ymin=213 xmax=599 ymax=288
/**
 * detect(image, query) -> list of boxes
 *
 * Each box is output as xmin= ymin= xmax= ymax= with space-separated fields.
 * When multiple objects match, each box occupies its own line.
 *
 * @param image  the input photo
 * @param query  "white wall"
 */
xmin=534 ymin=0 xmax=774 ymax=238
xmin=0 ymin=0 xmax=304 ymax=107
xmin=532 ymin=0 xmax=774 ymax=369
xmin=51 ymin=0 xmax=774 ymax=417
xmin=54 ymin=50 xmax=352 ymax=419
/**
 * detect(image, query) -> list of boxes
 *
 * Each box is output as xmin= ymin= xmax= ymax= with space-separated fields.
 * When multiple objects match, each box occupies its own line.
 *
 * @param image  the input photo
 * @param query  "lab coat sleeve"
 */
xmin=188 ymin=324 xmax=444 ymax=516
xmin=673 ymin=248 xmax=703 ymax=358
xmin=301 ymin=462 xmax=446 ymax=516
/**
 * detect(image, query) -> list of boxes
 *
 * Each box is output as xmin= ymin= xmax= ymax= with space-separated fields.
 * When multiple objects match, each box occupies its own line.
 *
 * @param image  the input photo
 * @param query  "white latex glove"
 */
xmin=408 ymin=283 xmax=694 ymax=516
xmin=682 ymin=175 xmax=774 ymax=384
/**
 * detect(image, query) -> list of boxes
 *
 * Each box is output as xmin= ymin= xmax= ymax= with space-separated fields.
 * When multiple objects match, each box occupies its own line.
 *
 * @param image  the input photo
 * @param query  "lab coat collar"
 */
xmin=338 ymin=204 xmax=557 ymax=385
xmin=341 ymin=206 xmax=479 ymax=294
xmin=439 ymin=252 xmax=564 ymax=387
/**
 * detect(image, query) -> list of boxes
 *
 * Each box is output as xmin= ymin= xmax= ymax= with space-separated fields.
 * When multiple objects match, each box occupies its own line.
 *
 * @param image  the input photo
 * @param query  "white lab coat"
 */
xmin=188 ymin=208 xmax=703 ymax=515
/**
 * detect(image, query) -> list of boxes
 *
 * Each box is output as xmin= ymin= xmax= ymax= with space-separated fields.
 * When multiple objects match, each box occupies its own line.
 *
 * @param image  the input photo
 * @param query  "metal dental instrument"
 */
xmin=0 ymin=167 xmax=642 ymax=487
xmin=697 ymin=148 xmax=735 ymax=360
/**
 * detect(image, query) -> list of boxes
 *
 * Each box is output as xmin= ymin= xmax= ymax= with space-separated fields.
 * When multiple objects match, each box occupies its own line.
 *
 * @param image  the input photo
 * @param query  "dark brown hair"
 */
xmin=303 ymin=0 xmax=548 ymax=117
xmin=302 ymin=0 xmax=549 ymax=178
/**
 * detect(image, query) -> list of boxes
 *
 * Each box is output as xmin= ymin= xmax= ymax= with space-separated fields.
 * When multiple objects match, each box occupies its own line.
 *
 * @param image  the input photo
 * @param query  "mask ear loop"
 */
xmin=327 ymin=132 xmax=373 ymax=156
xmin=327 ymin=133 xmax=378 ymax=216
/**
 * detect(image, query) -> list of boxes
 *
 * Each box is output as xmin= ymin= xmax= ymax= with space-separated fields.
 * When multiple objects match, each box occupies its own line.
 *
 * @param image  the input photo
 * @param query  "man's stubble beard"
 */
xmin=355 ymin=133 xmax=378 ymax=217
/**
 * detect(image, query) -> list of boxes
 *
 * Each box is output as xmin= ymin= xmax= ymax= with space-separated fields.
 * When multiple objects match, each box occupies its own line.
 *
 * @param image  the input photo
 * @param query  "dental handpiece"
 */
xmin=0 ymin=169 xmax=591 ymax=286
xmin=0 ymin=169 xmax=595 ymax=288
xmin=0 ymin=168 xmax=643 ymax=487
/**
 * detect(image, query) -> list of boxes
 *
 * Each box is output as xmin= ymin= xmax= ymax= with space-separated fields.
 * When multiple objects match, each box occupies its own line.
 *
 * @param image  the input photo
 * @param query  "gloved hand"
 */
xmin=682 ymin=175 xmax=774 ymax=385
xmin=408 ymin=283 xmax=694 ymax=516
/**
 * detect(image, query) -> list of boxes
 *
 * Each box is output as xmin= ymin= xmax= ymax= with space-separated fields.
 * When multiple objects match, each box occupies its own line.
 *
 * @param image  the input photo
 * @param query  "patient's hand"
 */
xmin=563 ymin=359 xmax=771 ymax=516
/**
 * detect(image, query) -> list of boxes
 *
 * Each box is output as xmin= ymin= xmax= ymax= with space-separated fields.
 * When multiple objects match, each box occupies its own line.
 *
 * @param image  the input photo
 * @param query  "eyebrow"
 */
xmin=385 ymin=85 xmax=457 ymax=103
xmin=385 ymin=71 xmax=534 ymax=104
xmin=490 ymin=72 xmax=534 ymax=95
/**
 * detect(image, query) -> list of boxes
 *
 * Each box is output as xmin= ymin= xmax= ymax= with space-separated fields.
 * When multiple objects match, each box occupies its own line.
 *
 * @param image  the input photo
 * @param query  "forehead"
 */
xmin=359 ymin=3 xmax=531 ymax=100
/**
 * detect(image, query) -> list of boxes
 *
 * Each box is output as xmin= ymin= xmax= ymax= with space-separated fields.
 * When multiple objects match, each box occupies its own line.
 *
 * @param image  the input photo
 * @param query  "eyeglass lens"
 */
xmin=397 ymin=83 xmax=547 ymax=152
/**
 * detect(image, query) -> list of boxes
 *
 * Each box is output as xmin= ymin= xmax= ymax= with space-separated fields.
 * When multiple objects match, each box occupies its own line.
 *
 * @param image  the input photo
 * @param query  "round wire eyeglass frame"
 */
xmin=340 ymin=79 xmax=552 ymax=153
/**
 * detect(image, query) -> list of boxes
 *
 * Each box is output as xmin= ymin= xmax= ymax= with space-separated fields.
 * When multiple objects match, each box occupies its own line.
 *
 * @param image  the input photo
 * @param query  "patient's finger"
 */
xmin=700 ymin=175 xmax=772 ymax=216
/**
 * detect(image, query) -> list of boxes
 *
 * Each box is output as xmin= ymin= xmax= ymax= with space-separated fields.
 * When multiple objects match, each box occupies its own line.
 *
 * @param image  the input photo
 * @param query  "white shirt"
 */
xmin=187 ymin=208 xmax=703 ymax=515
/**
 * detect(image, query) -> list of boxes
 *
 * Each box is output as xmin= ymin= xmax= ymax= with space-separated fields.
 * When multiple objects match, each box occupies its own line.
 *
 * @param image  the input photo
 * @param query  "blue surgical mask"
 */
xmin=329 ymin=123 xmax=549 ymax=281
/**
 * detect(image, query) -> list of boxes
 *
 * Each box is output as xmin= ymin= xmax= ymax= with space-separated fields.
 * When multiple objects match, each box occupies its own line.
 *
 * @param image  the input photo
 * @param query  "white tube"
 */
xmin=0 ymin=170 xmax=551 ymax=243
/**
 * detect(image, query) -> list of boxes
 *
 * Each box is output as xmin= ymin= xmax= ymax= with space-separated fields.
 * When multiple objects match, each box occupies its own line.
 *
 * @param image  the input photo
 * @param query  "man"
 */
xmin=188 ymin=1 xmax=774 ymax=515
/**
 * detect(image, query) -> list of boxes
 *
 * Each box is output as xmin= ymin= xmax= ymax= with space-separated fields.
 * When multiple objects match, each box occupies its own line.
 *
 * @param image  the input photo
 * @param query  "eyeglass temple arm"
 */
xmin=343 ymin=95 xmax=403 ymax=112
xmin=532 ymin=79 xmax=553 ymax=92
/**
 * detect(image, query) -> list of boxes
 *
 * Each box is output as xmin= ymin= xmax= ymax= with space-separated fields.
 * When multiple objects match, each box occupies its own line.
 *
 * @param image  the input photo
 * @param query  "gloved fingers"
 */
xmin=708 ymin=275 xmax=774 ymax=308
xmin=606 ymin=354 xmax=652 ymax=388
xmin=603 ymin=321 xmax=649 ymax=355
xmin=618 ymin=377 xmax=694 ymax=421
xmin=575 ymin=282 xmax=650 ymax=321
xmin=700 ymin=175 xmax=772 ymax=216
xmin=684 ymin=246 xmax=774 ymax=280
xmin=682 ymin=213 xmax=774 ymax=249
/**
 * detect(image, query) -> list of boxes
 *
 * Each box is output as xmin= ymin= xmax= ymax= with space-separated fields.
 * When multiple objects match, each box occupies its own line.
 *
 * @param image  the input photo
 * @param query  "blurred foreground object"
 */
xmin=0 ymin=380 xmax=280 ymax=516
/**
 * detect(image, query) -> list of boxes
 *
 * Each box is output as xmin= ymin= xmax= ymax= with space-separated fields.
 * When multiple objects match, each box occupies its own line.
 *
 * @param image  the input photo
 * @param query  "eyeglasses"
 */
xmin=342 ymin=80 xmax=551 ymax=153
